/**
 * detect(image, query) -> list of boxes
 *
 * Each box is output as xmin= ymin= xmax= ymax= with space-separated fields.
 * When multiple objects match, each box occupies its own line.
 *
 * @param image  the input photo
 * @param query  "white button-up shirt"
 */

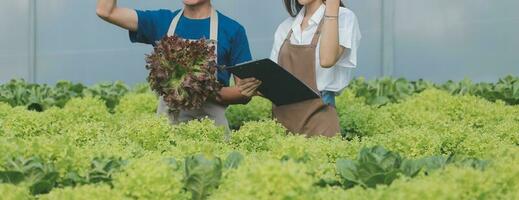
xmin=270 ymin=4 xmax=361 ymax=92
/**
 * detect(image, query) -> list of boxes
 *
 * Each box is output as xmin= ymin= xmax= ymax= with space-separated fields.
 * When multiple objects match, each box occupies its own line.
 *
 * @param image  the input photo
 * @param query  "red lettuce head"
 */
xmin=146 ymin=36 xmax=222 ymax=112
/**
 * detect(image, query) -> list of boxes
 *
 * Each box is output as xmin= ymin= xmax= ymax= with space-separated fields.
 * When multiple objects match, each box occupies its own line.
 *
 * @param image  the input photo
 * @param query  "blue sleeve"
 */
xmin=230 ymin=26 xmax=253 ymax=65
xmin=129 ymin=9 xmax=173 ymax=45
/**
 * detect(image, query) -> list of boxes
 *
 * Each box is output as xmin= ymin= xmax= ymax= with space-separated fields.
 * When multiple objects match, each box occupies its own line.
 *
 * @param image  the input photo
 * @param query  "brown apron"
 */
xmin=273 ymin=19 xmax=340 ymax=137
xmin=157 ymin=8 xmax=231 ymax=136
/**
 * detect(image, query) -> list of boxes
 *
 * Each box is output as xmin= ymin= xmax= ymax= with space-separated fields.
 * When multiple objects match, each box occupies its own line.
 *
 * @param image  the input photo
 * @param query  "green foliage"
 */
xmin=333 ymin=146 xmax=488 ymax=189
xmin=1 ymin=77 xmax=519 ymax=199
xmin=338 ymin=151 xmax=519 ymax=200
xmin=131 ymin=82 xmax=152 ymax=94
xmin=380 ymin=89 xmax=519 ymax=150
xmin=348 ymin=77 xmax=434 ymax=107
xmin=0 ymin=184 xmax=31 ymax=200
xmin=84 ymin=81 xmax=129 ymax=111
xmin=1 ymin=108 xmax=53 ymax=138
xmin=490 ymin=75 xmax=519 ymax=104
xmin=335 ymin=90 xmax=397 ymax=138
xmin=40 ymin=185 xmax=127 ymax=200
xmin=223 ymin=152 xmax=244 ymax=170
xmin=0 ymin=102 xmax=11 ymax=117
xmin=61 ymin=157 xmax=127 ymax=187
xmin=0 ymin=79 xmax=135 ymax=112
xmin=113 ymin=155 xmax=188 ymax=200
xmin=171 ymin=118 xmax=226 ymax=143
xmin=0 ymin=155 xmax=126 ymax=196
xmin=0 ymin=156 xmax=59 ymax=195
xmin=116 ymin=115 xmax=173 ymax=151
xmin=225 ymin=97 xmax=272 ymax=129
xmin=0 ymin=79 xmax=86 ymax=112
xmin=115 ymin=92 xmax=157 ymax=117
xmin=439 ymin=75 xmax=519 ymax=105
xmin=335 ymin=146 xmax=403 ymax=188
xmin=51 ymin=81 xmax=87 ymax=107
xmin=269 ymin=135 xmax=341 ymax=166
xmin=230 ymin=120 xmax=286 ymax=152
xmin=62 ymin=97 xmax=110 ymax=123
xmin=347 ymin=75 xmax=519 ymax=107
xmin=211 ymin=159 xmax=314 ymax=200
xmin=184 ymin=154 xmax=223 ymax=200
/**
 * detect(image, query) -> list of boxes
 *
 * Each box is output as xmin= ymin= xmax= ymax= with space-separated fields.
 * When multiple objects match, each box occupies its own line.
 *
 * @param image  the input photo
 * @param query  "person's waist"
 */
xmin=320 ymin=90 xmax=336 ymax=106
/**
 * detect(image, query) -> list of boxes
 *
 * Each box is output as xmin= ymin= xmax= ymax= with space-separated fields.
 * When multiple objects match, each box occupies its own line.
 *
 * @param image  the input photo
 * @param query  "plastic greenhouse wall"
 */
xmin=0 ymin=0 xmax=518 ymax=85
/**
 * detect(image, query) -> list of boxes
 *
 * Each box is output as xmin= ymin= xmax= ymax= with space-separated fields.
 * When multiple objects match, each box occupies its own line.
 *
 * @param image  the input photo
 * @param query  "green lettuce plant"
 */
xmin=332 ymin=146 xmax=488 ymax=189
xmin=0 ymin=156 xmax=59 ymax=195
xmin=225 ymin=97 xmax=272 ymax=130
xmin=0 ymin=79 xmax=86 ymax=112
xmin=113 ymin=155 xmax=188 ymax=200
xmin=210 ymin=159 xmax=314 ymax=200
xmin=0 ymin=184 xmax=31 ymax=200
xmin=39 ymin=185 xmax=127 ymax=200
xmin=184 ymin=154 xmax=223 ymax=200
xmin=84 ymin=81 xmax=129 ymax=111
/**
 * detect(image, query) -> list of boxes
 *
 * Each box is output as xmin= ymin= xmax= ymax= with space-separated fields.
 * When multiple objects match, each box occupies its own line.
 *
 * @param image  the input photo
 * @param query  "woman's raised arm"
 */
xmin=319 ymin=0 xmax=346 ymax=68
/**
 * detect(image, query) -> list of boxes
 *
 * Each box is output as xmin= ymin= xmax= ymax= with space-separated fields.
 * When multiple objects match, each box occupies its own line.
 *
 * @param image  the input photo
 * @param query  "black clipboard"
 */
xmin=225 ymin=59 xmax=320 ymax=106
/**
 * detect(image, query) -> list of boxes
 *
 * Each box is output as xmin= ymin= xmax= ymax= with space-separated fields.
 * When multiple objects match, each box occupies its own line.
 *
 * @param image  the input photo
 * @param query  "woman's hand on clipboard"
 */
xmin=237 ymin=78 xmax=262 ymax=98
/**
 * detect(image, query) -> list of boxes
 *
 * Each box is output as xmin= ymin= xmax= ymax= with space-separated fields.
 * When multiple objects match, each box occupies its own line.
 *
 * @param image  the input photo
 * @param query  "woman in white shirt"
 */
xmin=238 ymin=0 xmax=361 ymax=137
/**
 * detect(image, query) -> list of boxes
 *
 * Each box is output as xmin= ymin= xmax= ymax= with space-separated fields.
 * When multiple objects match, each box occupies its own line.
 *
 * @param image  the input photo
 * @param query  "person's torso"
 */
xmin=272 ymin=6 xmax=358 ymax=92
xmin=143 ymin=9 xmax=246 ymax=86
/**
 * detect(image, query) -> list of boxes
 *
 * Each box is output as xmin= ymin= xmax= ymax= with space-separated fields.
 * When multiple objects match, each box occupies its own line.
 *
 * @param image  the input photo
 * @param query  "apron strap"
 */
xmin=209 ymin=8 xmax=218 ymax=42
xmin=310 ymin=19 xmax=325 ymax=47
xmin=167 ymin=9 xmax=182 ymax=37
xmin=283 ymin=19 xmax=326 ymax=47
xmin=167 ymin=8 xmax=218 ymax=41
xmin=285 ymin=29 xmax=294 ymax=42
xmin=167 ymin=7 xmax=219 ymax=64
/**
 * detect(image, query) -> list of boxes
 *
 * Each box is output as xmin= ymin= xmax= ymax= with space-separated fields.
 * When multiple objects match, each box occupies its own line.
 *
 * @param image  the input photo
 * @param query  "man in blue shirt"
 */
xmin=96 ymin=0 xmax=260 ymax=129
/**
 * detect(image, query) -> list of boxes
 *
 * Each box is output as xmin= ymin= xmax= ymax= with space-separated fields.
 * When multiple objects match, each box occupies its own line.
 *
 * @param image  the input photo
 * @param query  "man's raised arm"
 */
xmin=96 ymin=0 xmax=138 ymax=31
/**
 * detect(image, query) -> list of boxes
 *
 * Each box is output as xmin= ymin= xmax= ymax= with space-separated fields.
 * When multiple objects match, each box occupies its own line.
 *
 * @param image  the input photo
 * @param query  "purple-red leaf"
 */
xmin=145 ymin=36 xmax=222 ymax=112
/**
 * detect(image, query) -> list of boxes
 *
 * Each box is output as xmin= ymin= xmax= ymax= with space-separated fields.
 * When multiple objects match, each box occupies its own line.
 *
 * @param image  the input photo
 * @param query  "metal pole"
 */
xmin=28 ymin=0 xmax=37 ymax=83
xmin=381 ymin=0 xmax=395 ymax=77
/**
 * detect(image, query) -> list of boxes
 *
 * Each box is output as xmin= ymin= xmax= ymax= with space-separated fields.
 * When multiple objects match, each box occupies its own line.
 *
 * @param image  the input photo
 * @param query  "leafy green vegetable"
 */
xmin=0 ymin=156 xmax=126 ymax=195
xmin=86 ymin=157 xmax=126 ymax=185
xmin=113 ymin=155 xmax=187 ymax=200
xmin=210 ymin=159 xmax=314 ymax=200
xmin=114 ymin=92 xmax=158 ymax=117
xmin=348 ymin=75 xmax=519 ymax=106
xmin=39 ymin=185 xmax=126 ymax=200
xmin=223 ymin=152 xmax=244 ymax=170
xmin=225 ymin=97 xmax=272 ymax=130
xmin=84 ymin=81 xmax=129 ymax=111
xmin=1 ymin=156 xmax=59 ymax=195
xmin=334 ymin=146 xmax=489 ymax=189
xmin=0 ymin=79 xmax=84 ymax=112
xmin=0 ymin=171 xmax=24 ymax=184
xmin=348 ymin=77 xmax=434 ymax=107
xmin=146 ymin=36 xmax=221 ymax=113
xmin=0 ymin=77 xmax=518 ymax=199
xmin=336 ymin=146 xmax=402 ymax=188
xmin=0 ymin=184 xmax=32 ymax=200
xmin=52 ymin=81 xmax=86 ymax=108
xmin=184 ymin=154 xmax=223 ymax=200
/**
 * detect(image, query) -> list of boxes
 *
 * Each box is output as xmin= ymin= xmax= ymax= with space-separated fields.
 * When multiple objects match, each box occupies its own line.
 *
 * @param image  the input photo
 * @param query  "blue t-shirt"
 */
xmin=130 ymin=9 xmax=252 ymax=86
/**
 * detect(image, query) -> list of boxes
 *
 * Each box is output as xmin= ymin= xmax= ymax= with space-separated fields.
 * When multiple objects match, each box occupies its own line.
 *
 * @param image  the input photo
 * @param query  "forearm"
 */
xmin=96 ymin=0 xmax=117 ymax=19
xmin=320 ymin=1 xmax=343 ymax=68
xmin=96 ymin=0 xmax=138 ymax=31
xmin=216 ymin=86 xmax=251 ymax=105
